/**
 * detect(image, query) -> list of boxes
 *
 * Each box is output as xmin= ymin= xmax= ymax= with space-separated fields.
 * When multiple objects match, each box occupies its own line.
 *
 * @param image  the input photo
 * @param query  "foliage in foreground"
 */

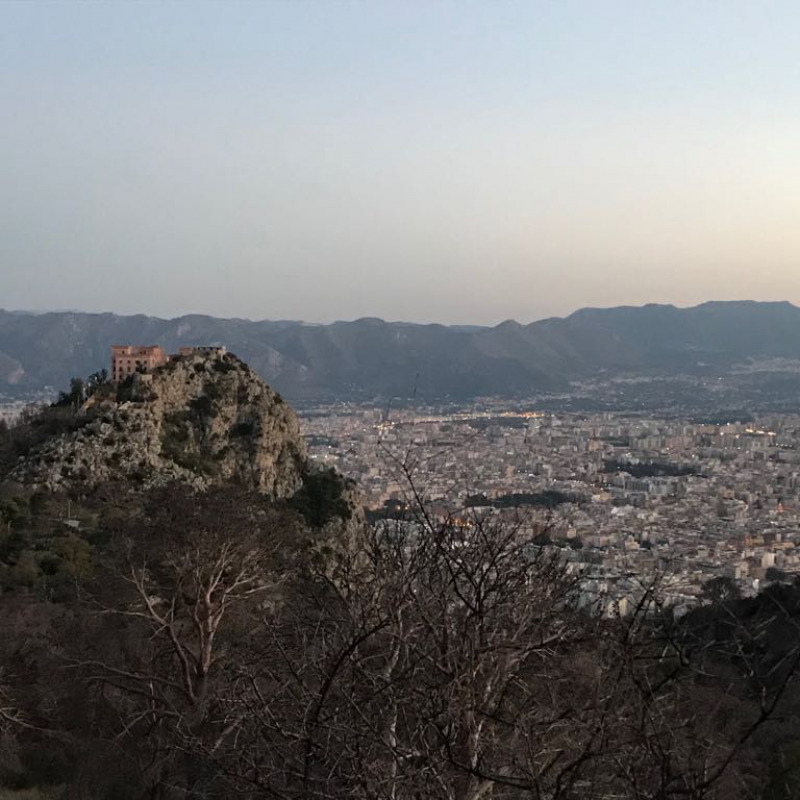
xmin=0 ymin=482 xmax=799 ymax=799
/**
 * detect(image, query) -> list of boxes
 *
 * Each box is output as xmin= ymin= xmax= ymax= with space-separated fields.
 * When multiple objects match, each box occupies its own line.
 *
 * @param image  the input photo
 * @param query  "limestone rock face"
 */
xmin=9 ymin=352 xmax=307 ymax=495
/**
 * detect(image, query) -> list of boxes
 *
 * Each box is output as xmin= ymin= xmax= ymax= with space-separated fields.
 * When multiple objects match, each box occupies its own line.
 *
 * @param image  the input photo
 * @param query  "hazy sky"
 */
xmin=2 ymin=2 xmax=800 ymax=325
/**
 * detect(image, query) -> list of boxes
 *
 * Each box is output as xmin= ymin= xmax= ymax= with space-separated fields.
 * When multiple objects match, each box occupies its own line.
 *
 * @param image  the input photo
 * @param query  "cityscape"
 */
xmin=5 ymin=356 xmax=800 ymax=616
xmin=301 ymin=396 xmax=800 ymax=614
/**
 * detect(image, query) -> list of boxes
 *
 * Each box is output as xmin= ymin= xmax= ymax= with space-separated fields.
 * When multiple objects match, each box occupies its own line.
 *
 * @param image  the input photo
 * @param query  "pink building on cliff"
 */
xmin=110 ymin=345 xmax=168 ymax=382
xmin=110 ymin=345 xmax=226 ymax=382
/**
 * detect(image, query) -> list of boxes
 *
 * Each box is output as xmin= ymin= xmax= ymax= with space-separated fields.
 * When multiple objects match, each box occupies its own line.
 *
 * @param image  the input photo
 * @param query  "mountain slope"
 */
xmin=8 ymin=350 xmax=307 ymax=494
xmin=2 ymin=301 xmax=800 ymax=401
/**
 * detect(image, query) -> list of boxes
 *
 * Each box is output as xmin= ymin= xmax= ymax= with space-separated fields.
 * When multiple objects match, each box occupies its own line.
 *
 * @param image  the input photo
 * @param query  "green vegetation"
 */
xmin=159 ymin=395 xmax=222 ymax=475
xmin=0 ymin=486 xmax=99 ymax=599
xmin=464 ymin=489 xmax=579 ymax=509
xmin=289 ymin=466 xmax=352 ymax=527
xmin=160 ymin=426 xmax=219 ymax=476
xmin=230 ymin=420 xmax=255 ymax=437
xmin=212 ymin=357 xmax=237 ymax=373
xmin=189 ymin=393 xmax=216 ymax=419
xmin=0 ymin=407 xmax=83 ymax=479
xmin=0 ymin=370 xmax=115 ymax=480
xmin=603 ymin=459 xmax=700 ymax=477
xmin=159 ymin=409 xmax=191 ymax=456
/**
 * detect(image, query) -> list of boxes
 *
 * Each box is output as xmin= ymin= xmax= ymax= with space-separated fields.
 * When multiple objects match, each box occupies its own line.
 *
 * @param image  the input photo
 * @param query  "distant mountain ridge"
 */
xmin=1 ymin=301 xmax=799 ymax=402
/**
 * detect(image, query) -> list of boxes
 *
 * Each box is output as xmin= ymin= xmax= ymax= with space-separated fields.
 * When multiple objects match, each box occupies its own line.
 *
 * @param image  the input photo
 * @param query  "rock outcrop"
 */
xmin=9 ymin=351 xmax=307 ymax=495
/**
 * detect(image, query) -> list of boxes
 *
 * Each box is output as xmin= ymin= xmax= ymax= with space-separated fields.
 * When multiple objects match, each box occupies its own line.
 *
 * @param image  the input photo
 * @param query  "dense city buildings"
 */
xmin=4 ymin=364 xmax=800 ymax=615
xmin=299 ymin=401 xmax=800 ymax=614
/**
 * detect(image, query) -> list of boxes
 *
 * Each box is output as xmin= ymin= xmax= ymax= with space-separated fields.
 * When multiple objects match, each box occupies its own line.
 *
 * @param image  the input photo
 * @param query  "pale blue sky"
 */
xmin=2 ymin=1 xmax=800 ymax=324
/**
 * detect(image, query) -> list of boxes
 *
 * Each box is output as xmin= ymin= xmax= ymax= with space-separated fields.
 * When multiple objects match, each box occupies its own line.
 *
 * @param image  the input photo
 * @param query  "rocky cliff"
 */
xmin=8 ymin=350 xmax=308 ymax=495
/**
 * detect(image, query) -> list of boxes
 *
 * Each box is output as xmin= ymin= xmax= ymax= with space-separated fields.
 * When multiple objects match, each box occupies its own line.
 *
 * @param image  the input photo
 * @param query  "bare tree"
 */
xmin=197 ymin=494 xmax=800 ymax=800
xmin=61 ymin=482 xmax=800 ymax=800
xmin=71 ymin=485 xmax=301 ymax=797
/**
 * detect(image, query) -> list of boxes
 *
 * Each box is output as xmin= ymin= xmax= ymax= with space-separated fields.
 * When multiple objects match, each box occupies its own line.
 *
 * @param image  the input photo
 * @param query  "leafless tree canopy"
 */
xmin=1 ymin=483 xmax=799 ymax=799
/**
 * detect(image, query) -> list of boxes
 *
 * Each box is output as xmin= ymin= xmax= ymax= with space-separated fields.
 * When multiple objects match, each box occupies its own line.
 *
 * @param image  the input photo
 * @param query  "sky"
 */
xmin=2 ymin=1 xmax=800 ymax=325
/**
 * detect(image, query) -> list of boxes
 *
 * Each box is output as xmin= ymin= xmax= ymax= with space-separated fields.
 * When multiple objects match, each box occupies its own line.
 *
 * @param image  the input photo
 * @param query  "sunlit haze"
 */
xmin=3 ymin=2 xmax=800 ymax=324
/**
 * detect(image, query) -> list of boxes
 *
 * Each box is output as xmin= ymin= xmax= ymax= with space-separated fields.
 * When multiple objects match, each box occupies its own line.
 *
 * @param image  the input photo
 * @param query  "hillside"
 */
xmin=2 ymin=301 xmax=800 ymax=401
xmin=1 ymin=345 xmax=799 ymax=800
xmin=4 ymin=350 xmax=307 ymax=494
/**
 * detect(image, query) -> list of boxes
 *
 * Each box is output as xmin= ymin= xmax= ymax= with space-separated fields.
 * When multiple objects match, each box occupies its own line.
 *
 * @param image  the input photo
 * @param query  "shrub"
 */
xmin=115 ymin=375 xmax=135 ymax=403
xmin=189 ymin=395 xmax=216 ymax=419
xmin=290 ymin=467 xmax=352 ymax=528
xmin=212 ymin=358 xmax=236 ymax=373
xmin=202 ymin=380 xmax=223 ymax=401
xmin=230 ymin=421 xmax=255 ymax=438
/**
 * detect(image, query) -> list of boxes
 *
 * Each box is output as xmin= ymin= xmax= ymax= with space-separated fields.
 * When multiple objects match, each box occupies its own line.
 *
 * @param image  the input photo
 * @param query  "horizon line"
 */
xmin=1 ymin=299 xmax=797 ymax=329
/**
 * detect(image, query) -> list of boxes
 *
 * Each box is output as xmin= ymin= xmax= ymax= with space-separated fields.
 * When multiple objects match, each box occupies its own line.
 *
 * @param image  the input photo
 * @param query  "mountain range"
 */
xmin=2 ymin=301 xmax=800 ymax=403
